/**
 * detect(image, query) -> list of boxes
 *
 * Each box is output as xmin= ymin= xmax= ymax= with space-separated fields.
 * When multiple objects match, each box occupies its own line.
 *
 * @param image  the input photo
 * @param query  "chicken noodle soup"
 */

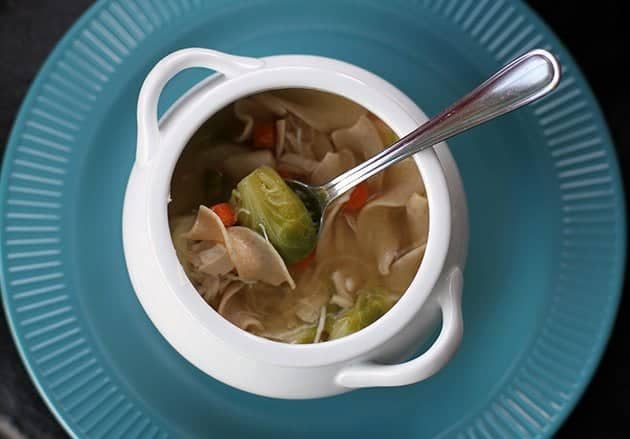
xmin=169 ymin=89 xmax=429 ymax=343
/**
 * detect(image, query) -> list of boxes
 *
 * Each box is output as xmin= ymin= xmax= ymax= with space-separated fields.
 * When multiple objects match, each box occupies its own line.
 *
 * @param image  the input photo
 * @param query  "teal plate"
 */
xmin=0 ymin=0 xmax=626 ymax=437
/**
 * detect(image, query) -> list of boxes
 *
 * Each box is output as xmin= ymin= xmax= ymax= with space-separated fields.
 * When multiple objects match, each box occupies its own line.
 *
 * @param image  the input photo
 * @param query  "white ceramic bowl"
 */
xmin=123 ymin=48 xmax=468 ymax=399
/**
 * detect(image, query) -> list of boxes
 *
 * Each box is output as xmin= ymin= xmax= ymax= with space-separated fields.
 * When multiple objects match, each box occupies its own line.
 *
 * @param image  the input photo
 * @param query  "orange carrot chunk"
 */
xmin=276 ymin=168 xmax=296 ymax=180
xmin=252 ymin=121 xmax=276 ymax=149
xmin=343 ymin=182 xmax=369 ymax=212
xmin=291 ymin=250 xmax=316 ymax=272
xmin=211 ymin=202 xmax=237 ymax=227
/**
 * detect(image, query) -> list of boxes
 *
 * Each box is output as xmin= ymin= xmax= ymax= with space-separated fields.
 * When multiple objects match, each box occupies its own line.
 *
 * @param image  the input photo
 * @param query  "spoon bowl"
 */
xmin=285 ymin=179 xmax=328 ymax=233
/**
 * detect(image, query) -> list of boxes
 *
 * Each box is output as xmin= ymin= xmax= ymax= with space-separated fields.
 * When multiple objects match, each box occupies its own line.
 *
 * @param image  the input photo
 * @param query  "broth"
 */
xmin=169 ymin=89 xmax=428 ymax=343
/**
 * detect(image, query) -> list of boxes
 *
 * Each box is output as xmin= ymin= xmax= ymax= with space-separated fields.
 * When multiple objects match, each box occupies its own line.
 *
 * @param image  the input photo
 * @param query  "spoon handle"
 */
xmin=323 ymin=49 xmax=561 ymax=200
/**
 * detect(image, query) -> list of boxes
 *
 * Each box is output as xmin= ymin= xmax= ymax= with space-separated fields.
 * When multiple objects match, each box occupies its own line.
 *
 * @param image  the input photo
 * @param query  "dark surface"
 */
xmin=0 ymin=1 xmax=627 ymax=438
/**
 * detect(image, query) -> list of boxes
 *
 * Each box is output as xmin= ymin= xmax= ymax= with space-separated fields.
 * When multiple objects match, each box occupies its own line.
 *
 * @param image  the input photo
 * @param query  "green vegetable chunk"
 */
xmin=263 ymin=325 xmax=317 ymax=344
xmin=230 ymin=166 xmax=317 ymax=264
xmin=291 ymin=326 xmax=317 ymax=344
xmin=328 ymin=287 xmax=396 ymax=340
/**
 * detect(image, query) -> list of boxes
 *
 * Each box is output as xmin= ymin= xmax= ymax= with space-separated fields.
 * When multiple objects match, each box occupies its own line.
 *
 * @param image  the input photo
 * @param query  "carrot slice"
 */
xmin=276 ymin=168 xmax=296 ymax=180
xmin=252 ymin=121 xmax=276 ymax=149
xmin=343 ymin=182 xmax=369 ymax=212
xmin=211 ymin=203 xmax=237 ymax=227
xmin=291 ymin=250 xmax=316 ymax=272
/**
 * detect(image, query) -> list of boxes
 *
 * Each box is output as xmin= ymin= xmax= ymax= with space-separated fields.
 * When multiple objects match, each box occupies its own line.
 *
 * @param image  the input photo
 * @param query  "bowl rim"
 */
xmin=124 ymin=54 xmax=454 ymax=367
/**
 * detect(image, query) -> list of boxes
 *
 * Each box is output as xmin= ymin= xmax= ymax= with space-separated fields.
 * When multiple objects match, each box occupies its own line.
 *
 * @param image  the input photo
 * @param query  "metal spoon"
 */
xmin=287 ymin=49 xmax=561 ymax=231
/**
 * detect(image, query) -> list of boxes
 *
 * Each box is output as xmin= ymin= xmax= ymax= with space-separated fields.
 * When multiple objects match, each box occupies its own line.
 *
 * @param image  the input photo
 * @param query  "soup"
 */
xmin=169 ymin=89 xmax=428 ymax=343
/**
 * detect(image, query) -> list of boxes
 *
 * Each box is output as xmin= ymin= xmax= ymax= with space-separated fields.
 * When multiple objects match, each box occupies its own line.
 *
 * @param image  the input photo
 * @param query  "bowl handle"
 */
xmin=335 ymin=267 xmax=464 ymax=388
xmin=136 ymin=48 xmax=264 ymax=165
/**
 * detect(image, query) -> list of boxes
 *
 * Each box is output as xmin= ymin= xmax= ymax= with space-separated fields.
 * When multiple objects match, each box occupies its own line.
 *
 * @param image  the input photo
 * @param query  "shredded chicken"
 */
xmin=275 ymin=119 xmax=287 ymax=157
xmin=258 ymin=223 xmax=269 ymax=241
xmin=314 ymin=306 xmax=327 ymax=343
xmin=330 ymin=271 xmax=354 ymax=309
xmin=378 ymin=251 xmax=397 ymax=276
xmin=345 ymin=277 xmax=357 ymax=293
